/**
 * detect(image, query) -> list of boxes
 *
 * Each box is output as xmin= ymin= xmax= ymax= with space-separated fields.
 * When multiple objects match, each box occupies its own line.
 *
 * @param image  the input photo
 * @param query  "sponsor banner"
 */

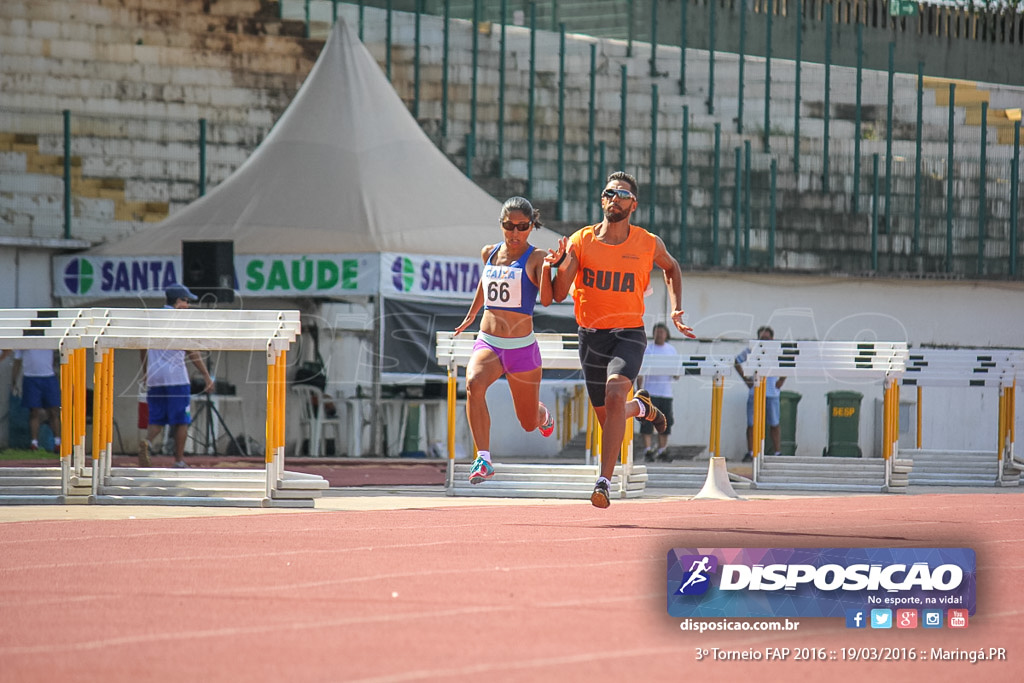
xmin=239 ymin=255 xmax=376 ymax=296
xmin=667 ymin=548 xmax=975 ymax=618
xmin=54 ymin=254 xmax=378 ymax=299
xmin=383 ymin=252 xmax=481 ymax=300
xmin=54 ymin=255 xmax=182 ymax=298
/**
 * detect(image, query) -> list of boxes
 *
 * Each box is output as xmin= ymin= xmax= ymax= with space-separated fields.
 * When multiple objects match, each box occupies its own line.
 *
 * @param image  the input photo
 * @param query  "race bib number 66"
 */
xmin=482 ymin=264 xmax=523 ymax=309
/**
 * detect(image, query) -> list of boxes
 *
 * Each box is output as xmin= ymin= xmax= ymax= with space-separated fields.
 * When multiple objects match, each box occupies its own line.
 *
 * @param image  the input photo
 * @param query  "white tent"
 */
xmin=84 ymin=19 xmax=561 ymax=258
xmin=54 ymin=19 xmax=570 ymax=456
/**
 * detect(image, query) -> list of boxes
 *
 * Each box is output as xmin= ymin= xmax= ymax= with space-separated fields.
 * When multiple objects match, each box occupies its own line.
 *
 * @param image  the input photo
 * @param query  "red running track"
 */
xmin=0 ymin=492 xmax=1021 ymax=682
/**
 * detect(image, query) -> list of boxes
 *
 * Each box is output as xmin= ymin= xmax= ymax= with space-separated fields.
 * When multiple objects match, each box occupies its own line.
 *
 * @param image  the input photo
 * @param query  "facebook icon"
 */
xmin=845 ymin=609 xmax=867 ymax=629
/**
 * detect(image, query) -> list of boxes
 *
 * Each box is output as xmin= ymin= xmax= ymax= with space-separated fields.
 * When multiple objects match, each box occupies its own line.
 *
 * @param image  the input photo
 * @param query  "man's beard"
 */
xmin=603 ymin=205 xmax=629 ymax=222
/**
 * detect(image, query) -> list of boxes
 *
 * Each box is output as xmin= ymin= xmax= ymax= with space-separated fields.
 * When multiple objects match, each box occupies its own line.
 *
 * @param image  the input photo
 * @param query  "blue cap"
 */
xmin=165 ymin=283 xmax=198 ymax=303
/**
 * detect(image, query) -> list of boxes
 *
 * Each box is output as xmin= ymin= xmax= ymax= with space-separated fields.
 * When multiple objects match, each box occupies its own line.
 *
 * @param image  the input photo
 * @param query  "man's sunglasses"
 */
xmin=601 ymin=188 xmax=636 ymax=201
xmin=501 ymin=220 xmax=533 ymax=232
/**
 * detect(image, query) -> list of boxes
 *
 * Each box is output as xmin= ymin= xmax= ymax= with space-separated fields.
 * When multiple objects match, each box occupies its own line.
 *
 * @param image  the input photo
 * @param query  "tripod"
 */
xmin=190 ymin=391 xmax=246 ymax=456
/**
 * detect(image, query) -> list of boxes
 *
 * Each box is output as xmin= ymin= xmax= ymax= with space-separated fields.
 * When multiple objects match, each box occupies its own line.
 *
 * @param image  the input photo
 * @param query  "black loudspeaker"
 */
xmin=182 ymin=240 xmax=235 ymax=303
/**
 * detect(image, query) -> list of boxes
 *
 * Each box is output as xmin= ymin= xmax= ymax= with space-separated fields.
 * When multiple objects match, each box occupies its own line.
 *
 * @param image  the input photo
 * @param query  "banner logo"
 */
xmin=667 ymin=548 xmax=976 ymax=618
xmin=63 ymin=258 xmax=95 ymax=295
xmin=392 ymin=256 xmax=415 ymax=292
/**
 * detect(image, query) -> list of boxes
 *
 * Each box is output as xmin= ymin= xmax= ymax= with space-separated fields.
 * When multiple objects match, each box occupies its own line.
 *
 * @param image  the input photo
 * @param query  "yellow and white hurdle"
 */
xmin=902 ymin=348 xmax=1021 ymax=486
xmin=739 ymin=340 xmax=908 ymax=490
xmin=435 ymin=331 xmax=629 ymax=498
xmin=435 ymin=331 xmax=739 ymax=500
xmin=1 ymin=307 xmax=324 ymax=507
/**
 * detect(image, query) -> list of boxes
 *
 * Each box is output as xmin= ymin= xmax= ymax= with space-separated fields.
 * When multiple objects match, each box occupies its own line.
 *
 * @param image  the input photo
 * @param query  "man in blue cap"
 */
xmin=139 ymin=284 xmax=214 ymax=467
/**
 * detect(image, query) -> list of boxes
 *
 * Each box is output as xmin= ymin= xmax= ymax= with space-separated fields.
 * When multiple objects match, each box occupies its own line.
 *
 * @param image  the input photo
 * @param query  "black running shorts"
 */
xmin=577 ymin=326 xmax=647 ymax=407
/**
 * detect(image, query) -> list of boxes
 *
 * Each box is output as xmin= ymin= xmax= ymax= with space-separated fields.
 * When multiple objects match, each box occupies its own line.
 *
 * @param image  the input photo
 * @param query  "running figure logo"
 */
xmin=675 ymin=554 xmax=718 ymax=595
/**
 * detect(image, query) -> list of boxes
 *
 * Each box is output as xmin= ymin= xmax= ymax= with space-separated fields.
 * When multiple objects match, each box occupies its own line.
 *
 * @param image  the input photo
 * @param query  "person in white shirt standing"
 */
xmin=734 ymin=325 xmax=786 ymax=462
xmin=636 ymin=322 xmax=679 ymax=462
xmin=139 ymin=284 xmax=214 ymax=467
xmin=1 ymin=348 xmax=61 ymax=452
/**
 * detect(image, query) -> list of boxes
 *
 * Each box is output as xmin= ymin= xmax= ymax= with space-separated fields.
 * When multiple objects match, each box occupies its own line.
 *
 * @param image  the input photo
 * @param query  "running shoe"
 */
xmin=171 ymin=460 xmax=189 ymax=469
xmin=634 ymin=389 xmax=667 ymax=433
xmin=468 ymin=457 xmax=494 ymax=484
xmin=538 ymin=403 xmax=555 ymax=438
xmin=590 ymin=479 xmax=611 ymax=508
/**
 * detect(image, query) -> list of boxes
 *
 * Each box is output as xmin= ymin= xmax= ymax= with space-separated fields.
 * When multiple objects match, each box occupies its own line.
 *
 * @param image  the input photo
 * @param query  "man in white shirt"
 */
xmin=734 ymin=326 xmax=786 ymax=462
xmin=636 ymin=322 xmax=679 ymax=462
xmin=1 ymin=348 xmax=61 ymax=452
xmin=140 ymin=284 xmax=214 ymax=467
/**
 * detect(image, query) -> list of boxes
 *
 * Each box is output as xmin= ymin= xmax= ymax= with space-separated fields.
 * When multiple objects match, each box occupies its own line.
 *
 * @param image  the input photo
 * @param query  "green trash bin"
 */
xmin=778 ymin=391 xmax=801 ymax=456
xmin=825 ymin=390 xmax=863 ymax=457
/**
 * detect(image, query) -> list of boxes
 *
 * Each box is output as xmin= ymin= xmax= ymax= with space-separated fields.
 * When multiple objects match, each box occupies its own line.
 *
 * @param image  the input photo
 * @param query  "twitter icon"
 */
xmin=870 ymin=609 xmax=892 ymax=629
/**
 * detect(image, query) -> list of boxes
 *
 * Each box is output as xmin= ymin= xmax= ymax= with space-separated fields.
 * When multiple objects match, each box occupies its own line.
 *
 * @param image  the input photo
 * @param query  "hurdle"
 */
xmin=1 ymin=307 xmax=327 ymax=507
xmin=738 ymin=340 xmax=911 ymax=493
xmin=635 ymin=352 xmax=751 ymax=498
xmin=901 ymin=348 xmax=1021 ymax=487
xmin=0 ymin=308 xmax=92 ymax=504
xmin=435 ymin=331 xmax=647 ymax=500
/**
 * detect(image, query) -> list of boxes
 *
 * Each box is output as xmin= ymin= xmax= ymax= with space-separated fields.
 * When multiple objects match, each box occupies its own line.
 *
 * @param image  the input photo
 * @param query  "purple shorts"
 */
xmin=472 ymin=333 xmax=542 ymax=375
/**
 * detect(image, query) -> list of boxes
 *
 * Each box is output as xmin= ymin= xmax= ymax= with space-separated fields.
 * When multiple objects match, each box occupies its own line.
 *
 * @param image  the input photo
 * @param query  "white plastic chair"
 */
xmin=292 ymin=385 xmax=343 ymax=456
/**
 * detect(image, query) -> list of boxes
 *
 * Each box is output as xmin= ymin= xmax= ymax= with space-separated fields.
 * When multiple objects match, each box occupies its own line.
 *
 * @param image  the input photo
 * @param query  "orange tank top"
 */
xmin=570 ymin=224 xmax=657 ymax=329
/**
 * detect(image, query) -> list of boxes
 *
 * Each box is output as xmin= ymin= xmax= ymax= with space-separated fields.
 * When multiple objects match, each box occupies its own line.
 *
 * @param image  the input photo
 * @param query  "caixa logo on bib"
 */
xmin=667 ymin=548 xmax=976 ymax=618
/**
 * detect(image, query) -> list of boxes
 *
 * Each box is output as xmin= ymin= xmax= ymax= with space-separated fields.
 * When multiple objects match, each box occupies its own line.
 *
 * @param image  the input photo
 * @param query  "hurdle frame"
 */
xmin=740 ymin=340 xmax=908 ymax=489
xmin=1 ymin=307 xmax=320 ymax=506
xmin=902 ymin=348 xmax=1021 ymax=485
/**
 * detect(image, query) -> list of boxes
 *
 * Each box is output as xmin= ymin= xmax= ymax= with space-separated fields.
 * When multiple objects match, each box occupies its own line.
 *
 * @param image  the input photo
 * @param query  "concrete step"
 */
xmin=754 ymin=482 xmax=888 ymax=493
xmin=0 ymin=71 xmax=297 ymax=113
xmin=0 ymin=494 xmax=73 ymax=504
xmin=0 ymin=467 xmax=63 ymax=477
xmin=271 ymin=488 xmax=324 ymax=499
xmin=0 ymin=32 xmax=320 ymax=76
xmin=102 ymin=476 xmax=268 ymax=489
xmin=109 ymin=467 xmax=270 ymax=479
xmin=99 ymin=485 xmax=268 ymax=498
xmin=449 ymin=463 xmax=646 ymax=498
xmin=0 ymin=476 xmax=65 ymax=486
xmin=0 ymin=0 xmax=290 ymax=40
xmin=908 ymin=476 xmax=1007 ymax=486
xmin=93 ymin=495 xmax=314 ymax=507
xmin=447 ymin=486 xmax=645 ymax=499
xmin=645 ymin=464 xmax=754 ymax=489
xmin=0 ymin=485 xmax=63 ymax=495
xmin=910 ymin=465 xmax=1001 ymax=475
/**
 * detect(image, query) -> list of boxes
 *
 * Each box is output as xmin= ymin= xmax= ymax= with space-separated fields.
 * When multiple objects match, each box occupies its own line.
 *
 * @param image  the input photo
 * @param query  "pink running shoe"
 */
xmin=538 ymin=403 xmax=555 ymax=438
xmin=468 ymin=457 xmax=494 ymax=484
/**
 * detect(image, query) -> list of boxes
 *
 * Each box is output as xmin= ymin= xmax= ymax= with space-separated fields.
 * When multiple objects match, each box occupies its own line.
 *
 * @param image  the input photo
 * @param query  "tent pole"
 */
xmin=372 ymin=294 xmax=384 ymax=456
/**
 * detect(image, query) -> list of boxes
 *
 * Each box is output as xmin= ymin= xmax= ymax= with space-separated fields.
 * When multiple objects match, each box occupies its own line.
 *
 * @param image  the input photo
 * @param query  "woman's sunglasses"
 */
xmin=601 ymin=188 xmax=636 ymax=201
xmin=501 ymin=220 xmax=533 ymax=232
